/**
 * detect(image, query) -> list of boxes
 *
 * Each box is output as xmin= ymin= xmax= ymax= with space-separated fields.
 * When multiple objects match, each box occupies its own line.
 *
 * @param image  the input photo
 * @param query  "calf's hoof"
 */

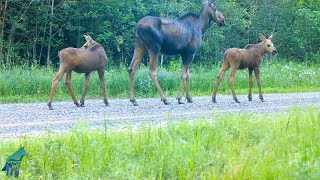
xmin=234 ymin=99 xmax=240 ymax=103
xmin=212 ymin=96 xmax=217 ymax=103
xmin=177 ymin=97 xmax=184 ymax=104
xmin=186 ymin=97 xmax=193 ymax=103
xmin=130 ymin=99 xmax=139 ymax=106
xmin=162 ymin=99 xmax=170 ymax=105
xmin=260 ymin=99 xmax=265 ymax=102
xmin=248 ymin=95 xmax=252 ymax=101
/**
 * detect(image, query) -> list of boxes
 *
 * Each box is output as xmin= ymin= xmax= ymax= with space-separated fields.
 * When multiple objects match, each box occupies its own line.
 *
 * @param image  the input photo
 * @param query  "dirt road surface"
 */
xmin=0 ymin=92 xmax=319 ymax=138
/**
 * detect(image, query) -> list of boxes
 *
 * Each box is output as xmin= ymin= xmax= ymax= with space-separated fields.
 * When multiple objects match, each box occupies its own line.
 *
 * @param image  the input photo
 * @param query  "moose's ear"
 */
xmin=202 ymin=0 xmax=208 ymax=4
xmin=259 ymin=33 xmax=266 ymax=41
xmin=268 ymin=34 xmax=273 ymax=40
xmin=209 ymin=0 xmax=215 ymax=5
xmin=84 ymin=34 xmax=93 ymax=42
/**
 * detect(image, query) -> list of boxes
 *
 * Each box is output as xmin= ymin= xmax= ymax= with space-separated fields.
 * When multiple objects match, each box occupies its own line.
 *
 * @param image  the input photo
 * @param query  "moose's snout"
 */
xmin=272 ymin=49 xmax=278 ymax=55
xmin=218 ymin=19 xmax=226 ymax=26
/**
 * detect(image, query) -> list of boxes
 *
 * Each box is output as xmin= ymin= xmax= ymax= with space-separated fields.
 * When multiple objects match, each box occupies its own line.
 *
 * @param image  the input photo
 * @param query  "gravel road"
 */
xmin=0 ymin=92 xmax=319 ymax=138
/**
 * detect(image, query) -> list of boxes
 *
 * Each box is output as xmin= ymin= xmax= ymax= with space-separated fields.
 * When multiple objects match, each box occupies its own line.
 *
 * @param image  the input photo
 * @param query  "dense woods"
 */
xmin=0 ymin=0 xmax=319 ymax=68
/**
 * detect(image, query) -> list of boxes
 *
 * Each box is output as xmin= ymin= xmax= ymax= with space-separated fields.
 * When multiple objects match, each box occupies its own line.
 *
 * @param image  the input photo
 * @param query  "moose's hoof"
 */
xmin=130 ymin=99 xmax=139 ymax=106
xmin=80 ymin=100 xmax=85 ymax=107
xmin=162 ymin=99 xmax=170 ymax=105
xmin=259 ymin=95 xmax=265 ymax=102
xmin=186 ymin=97 xmax=193 ymax=103
xmin=74 ymin=102 xmax=80 ymax=107
xmin=248 ymin=95 xmax=252 ymax=101
xmin=47 ymin=103 xmax=54 ymax=110
xmin=104 ymin=100 xmax=110 ymax=106
xmin=212 ymin=97 xmax=217 ymax=103
xmin=234 ymin=99 xmax=240 ymax=103
xmin=177 ymin=97 xmax=184 ymax=104
xmin=260 ymin=99 xmax=265 ymax=102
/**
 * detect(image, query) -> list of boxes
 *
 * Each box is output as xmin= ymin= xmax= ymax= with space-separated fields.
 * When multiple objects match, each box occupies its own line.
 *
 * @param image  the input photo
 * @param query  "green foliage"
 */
xmin=1 ymin=108 xmax=319 ymax=179
xmin=0 ymin=60 xmax=319 ymax=103
xmin=0 ymin=0 xmax=319 ymax=67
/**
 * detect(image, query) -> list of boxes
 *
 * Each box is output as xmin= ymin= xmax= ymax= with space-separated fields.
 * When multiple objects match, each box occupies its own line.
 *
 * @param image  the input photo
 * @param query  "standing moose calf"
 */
xmin=47 ymin=35 xmax=109 ymax=110
xmin=212 ymin=34 xmax=277 ymax=103
xmin=128 ymin=0 xmax=225 ymax=106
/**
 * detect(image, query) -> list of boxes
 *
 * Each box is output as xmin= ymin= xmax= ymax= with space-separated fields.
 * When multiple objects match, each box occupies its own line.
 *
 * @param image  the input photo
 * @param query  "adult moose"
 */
xmin=47 ymin=35 xmax=109 ymax=110
xmin=128 ymin=0 xmax=225 ymax=106
xmin=212 ymin=34 xmax=277 ymax=103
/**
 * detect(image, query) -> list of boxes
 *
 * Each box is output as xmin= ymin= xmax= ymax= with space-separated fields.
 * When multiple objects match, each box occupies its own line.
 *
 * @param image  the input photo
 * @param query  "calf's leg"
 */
xmin=98 ymin=68 xmax=109 ymax=106
xmin=248 ymin=68 xmax=254 ymax=101
xmin=79 ymin=72 xmax=91 ymax=107
xmin=47 ymin=68 xmax=66 ymax=110
xmin=65 ymin=70 xmax=80 ymax=107
xmin=228 ymin=68 xmax=240 ymax=103
xmin=128 ymin=45 xmax=145 ymax=106
xmin=212 ymin=61 xmax=230 ymax=103
xmin=254 ymin=68 xmax=265 ymax=102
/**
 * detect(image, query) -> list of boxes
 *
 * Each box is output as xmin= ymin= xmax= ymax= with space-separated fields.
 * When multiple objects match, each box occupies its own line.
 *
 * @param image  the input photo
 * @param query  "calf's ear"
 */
xmin=268 ymin=34 xmax=273 ymax=40
xmin=259 ymin=33 xmax=266 ymax=41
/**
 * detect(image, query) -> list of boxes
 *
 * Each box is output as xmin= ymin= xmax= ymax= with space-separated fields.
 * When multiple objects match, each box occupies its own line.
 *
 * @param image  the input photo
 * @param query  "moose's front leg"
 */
xmin=248 ymin=68 xmax=254 ymax=101
xmin=177 ymin=56 xmax=193 ymax=104
xmin=254 ymin=68 xmax=265 ymax=102
xmin=177 ymin=65 xmax=188 ymax=104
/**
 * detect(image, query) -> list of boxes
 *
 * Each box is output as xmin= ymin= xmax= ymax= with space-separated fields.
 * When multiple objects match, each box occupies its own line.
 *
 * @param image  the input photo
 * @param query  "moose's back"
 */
xmin=58 ymin=45 xmax=107 ymax=73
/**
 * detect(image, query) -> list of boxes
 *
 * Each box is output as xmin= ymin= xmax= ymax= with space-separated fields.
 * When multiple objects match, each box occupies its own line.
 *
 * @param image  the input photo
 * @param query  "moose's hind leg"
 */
xmin=212 ymin=61 xmax=230 ymax=103
xmin=147 ymin=50 xmax=169 ymax=105
xmin=47 ymin=69 xmax=66 ymax=110
xmin=128 ymin=45 xmax=145 ymax=106
xmin=65 ymin=70 xmax=80 ymax=107
xmin=228 ymin=68 xmax=240 ymax=103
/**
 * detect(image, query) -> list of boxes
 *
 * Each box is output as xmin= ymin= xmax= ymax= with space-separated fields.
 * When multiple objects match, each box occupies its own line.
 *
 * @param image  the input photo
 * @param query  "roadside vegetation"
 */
xmin=0 ymin=58 xmax=319 ymax=103
xmin=0 ymin=107 xmax=319 ymax=179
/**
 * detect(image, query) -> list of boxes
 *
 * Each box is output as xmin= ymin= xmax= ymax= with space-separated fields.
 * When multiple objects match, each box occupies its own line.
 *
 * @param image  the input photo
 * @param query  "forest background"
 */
xmin=0 ymin=0 xmax=319 ymax=68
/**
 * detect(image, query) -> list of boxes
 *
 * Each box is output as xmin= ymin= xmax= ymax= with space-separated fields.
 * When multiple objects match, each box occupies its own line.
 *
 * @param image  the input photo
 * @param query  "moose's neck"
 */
xmin=198 ymin=7 xmax=211 ymax=33
xmin=256 ymin=42 xmax=268 ymax=56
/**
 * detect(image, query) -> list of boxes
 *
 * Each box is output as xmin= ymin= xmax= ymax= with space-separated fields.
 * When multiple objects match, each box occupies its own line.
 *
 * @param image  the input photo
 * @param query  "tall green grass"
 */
xmin=0 ymin=58 xmax=319 ymax=103
xmin=0 ymin=107 xmax=319 ymax=179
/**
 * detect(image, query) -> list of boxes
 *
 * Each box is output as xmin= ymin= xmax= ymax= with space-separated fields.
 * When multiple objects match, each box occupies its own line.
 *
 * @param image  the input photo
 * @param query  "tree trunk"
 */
xmin=46 ymin=0 xmax=54 ymax=68
xmin=0 ymin=0 xmax=8 ymax=66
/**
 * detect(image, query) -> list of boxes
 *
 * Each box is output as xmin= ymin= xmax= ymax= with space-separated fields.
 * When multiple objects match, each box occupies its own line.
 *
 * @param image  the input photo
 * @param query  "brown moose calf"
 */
xmin=47 ymin=35 xmax=109 ymax=110
xmin=212 ymin=33 xmax=277 ymax=103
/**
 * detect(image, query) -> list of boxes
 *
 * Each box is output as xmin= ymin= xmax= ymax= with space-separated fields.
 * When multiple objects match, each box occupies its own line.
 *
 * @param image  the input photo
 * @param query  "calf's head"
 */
xmin=82 ymin=34 xmax=97 ymax=49
xmin=259 ymin=34 xmax=277 ymax=55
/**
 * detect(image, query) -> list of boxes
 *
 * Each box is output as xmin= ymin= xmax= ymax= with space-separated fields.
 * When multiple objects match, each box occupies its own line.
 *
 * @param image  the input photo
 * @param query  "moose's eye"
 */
xmin=267 ymin=44 xmax=271 ymax=47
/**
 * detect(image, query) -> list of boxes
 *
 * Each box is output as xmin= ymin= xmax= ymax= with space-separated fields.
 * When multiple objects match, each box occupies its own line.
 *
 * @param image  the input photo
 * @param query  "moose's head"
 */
xmin=259 ymin=34 xmax=278 ymax=55
xmin=202 ymin=0 xmax=225 ymax=26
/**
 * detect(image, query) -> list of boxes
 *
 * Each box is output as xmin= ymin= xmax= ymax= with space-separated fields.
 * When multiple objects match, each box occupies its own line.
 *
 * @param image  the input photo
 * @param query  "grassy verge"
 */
xmin=0 ymin=107 xmax=319 ymax=179
xmin=0 ymin=59 xmax=319 ymax=103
